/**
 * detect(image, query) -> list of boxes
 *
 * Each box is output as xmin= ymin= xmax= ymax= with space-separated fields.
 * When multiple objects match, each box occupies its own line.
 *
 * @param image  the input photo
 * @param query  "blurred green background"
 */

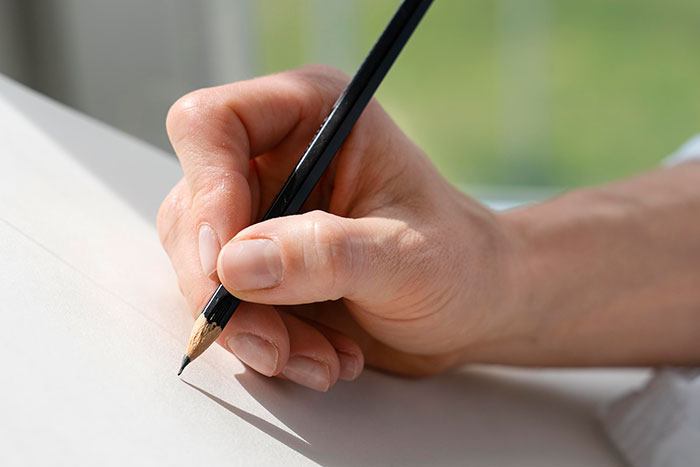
xmin=2 ymin=0 xmax=698 ymax=191
xmin=257 ymin=0 xmax=700 ymax=190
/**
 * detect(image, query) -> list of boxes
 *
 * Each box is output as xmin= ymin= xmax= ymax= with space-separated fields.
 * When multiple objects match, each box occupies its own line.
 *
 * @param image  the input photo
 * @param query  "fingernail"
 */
xmin=338 ymin=352 xmax=360 ymax=381
xmin=282 ymin=356 xmax=331 ymax=392
xmin=227 ymin=333 xmax=279 ymax=377
xmin=220 ymin=239 xmax=283 ymax=290
xmin=198 ymin=223 xmax=220 ymax=277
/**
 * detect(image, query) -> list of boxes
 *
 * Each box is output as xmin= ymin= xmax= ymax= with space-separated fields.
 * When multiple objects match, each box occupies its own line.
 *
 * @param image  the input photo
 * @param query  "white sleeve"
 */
xmin=662 ymin=133 xmax=700 ymax=167
xmin=602 ymin=369 xmax=700 ymax=467
xmin=601 ymin=133 xmax=700 ymax=467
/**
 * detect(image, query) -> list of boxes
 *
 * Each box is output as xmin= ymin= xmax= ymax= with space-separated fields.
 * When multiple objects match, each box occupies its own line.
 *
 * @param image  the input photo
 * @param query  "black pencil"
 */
xmin=178 ymin=0 xmax=434 ymax=376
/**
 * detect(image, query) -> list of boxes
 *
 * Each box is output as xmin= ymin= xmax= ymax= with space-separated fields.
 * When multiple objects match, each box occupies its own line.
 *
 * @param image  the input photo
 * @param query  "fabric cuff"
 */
xmin=662 ymin=134 xmax=700 ymax=167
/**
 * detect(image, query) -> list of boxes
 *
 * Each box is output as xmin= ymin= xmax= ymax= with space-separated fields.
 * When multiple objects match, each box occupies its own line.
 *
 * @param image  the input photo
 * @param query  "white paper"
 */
xmin=0 ymin=74 xmax=650 ymax=466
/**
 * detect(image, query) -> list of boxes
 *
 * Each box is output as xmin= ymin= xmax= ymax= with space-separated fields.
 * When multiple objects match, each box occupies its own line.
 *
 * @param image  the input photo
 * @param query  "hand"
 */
xmin=157 ymin=65 xmax=526 ymax=391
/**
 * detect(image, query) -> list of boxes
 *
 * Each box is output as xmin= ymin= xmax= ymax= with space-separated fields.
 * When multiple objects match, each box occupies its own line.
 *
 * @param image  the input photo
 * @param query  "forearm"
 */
xmin=495 ymin=163 xmax=700 ymax=366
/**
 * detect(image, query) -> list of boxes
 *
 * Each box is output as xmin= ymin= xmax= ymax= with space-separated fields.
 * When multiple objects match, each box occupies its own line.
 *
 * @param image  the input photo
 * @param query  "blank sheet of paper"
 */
xmin=0 ymin=74 xmax=648 ymax=466
xmin=0 ymin=75 xmax=310 ymax=466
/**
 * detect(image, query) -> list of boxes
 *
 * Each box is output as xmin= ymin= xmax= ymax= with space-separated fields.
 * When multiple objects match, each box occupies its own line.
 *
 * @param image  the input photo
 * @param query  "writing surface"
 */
xmin=0 ymin=74 xmax=645 ymax=466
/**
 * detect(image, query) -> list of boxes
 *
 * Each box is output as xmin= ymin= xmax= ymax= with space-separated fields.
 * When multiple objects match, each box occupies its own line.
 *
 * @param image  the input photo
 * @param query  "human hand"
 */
xmin=157 ymin=65 xmax=526 ymax=391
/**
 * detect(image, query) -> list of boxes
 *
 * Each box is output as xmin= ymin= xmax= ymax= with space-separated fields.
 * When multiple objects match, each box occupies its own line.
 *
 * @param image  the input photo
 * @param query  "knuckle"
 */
xmin=291 ymin=65 xmax=351 ymax=111
xmin=299 ymin=64 xmax=350 ymax=83
xmin=166 ymin=88 xmax=229 ymax=146
xmin=167 ymin=89 xmax=208 ymax=131
xmin=303 ymin=212 xmax=353 ymax=299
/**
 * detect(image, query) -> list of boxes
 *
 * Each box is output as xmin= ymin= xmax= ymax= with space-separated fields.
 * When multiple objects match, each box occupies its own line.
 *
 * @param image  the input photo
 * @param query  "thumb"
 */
xmin=216 ymin=210 xmax=412 ymax=306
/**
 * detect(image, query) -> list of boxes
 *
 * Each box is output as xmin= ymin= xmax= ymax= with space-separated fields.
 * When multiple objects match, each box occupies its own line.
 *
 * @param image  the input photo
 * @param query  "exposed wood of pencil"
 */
xmin=183 ymin=313 xmax=222 ymax=364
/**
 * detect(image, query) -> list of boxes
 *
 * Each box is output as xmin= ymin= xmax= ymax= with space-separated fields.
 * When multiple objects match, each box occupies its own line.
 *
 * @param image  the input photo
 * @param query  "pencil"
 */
xmin=178 ymin=0 xmax=434 ymax=376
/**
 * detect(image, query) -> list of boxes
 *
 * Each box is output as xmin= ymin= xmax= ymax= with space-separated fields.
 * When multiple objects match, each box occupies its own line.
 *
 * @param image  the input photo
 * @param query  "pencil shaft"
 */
xmin=200 ymin=0 xmax=432 ymax=330
xmin=202 ymin=282 xmax=240 ymax=326
xmin=181 ymin=0 xmax=434 ymax=371
xmin=263 ymin=0 xmax=433 ymax=220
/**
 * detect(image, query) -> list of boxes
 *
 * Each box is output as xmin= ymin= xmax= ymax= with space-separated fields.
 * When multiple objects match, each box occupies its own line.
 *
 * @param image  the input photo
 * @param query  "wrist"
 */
xmin=489 ymin=188 xmax=625 ymax=365
xmin=461 ymin=165 xmax=700 ymax=368
xmin=445 ymin=193 xmax=551 ymax=366
xmin=470 ymin=206 xmax=559 ymax=365
xmin=497 ymin=173 xmax=700 ymax=366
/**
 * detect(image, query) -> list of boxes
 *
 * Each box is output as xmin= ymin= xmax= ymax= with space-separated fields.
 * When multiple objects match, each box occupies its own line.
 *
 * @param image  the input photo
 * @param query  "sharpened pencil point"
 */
xmin=178 ymin=355 xmax=191 ymax=376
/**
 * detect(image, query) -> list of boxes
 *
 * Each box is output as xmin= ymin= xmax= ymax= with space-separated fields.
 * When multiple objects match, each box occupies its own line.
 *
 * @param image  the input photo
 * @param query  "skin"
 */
xmin=157 ymin=65 xmax=700 ymax=392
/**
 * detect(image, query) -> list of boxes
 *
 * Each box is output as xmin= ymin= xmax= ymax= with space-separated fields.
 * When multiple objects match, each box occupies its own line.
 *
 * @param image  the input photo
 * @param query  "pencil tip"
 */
xmin=178 ymin=355 xmax=191 ymax=376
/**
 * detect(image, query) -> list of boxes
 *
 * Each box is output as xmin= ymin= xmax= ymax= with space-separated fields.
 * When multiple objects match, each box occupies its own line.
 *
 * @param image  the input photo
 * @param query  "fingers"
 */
xmin=217 ymin=303 xmax=363 ymax=391
xmin=160 ymin=66 xmax=420 ymax=390
xmin=166 ymin=86 xmax=254 ymax=275
xmin=276 ymin=312 xmax=339 ymax=391
xmin=165 ymin=66 xmax=350 ymax=278
xmin=218 ymin=303 xmax=289 ymax=377
xmin=217 ymin=210 xmax=415 ymax=307
xmin=306 ymin=320 xmax=364 ymax=381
